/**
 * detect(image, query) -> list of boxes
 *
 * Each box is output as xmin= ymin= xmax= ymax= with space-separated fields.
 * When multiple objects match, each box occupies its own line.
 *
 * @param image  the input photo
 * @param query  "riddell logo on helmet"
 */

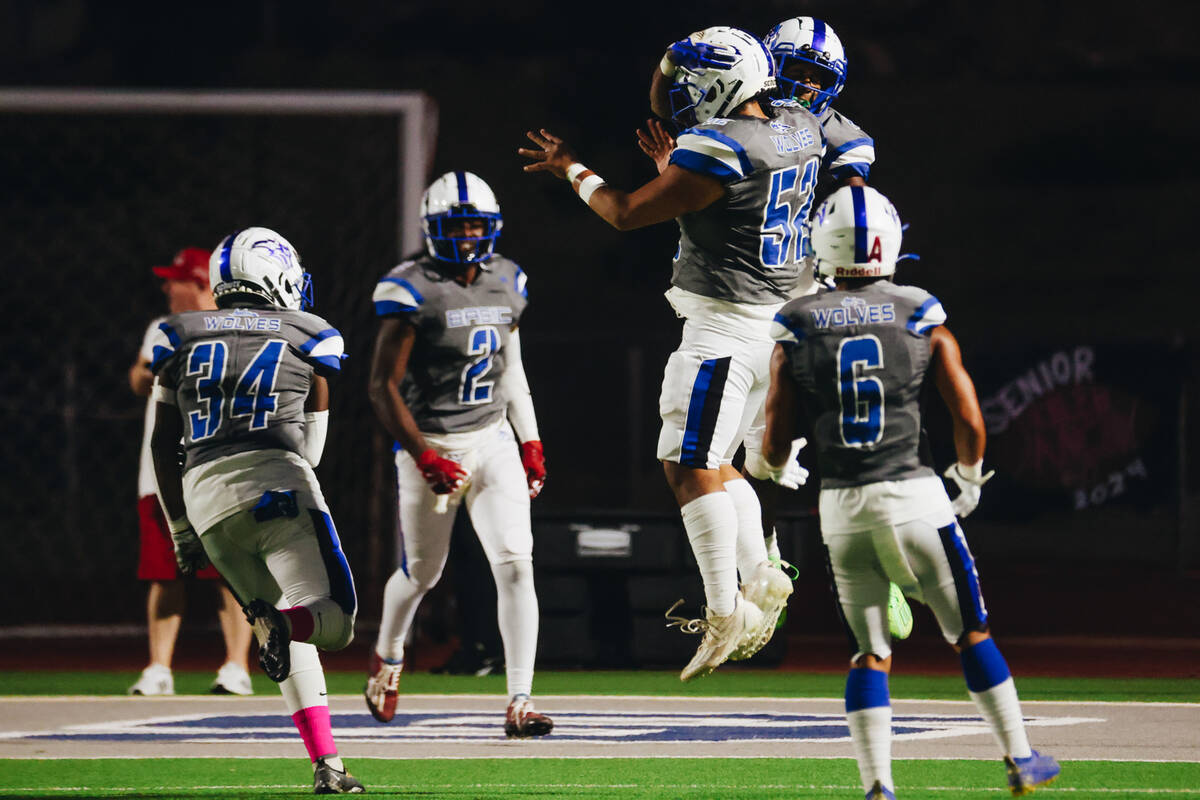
xmin=837 ymin=266 xmax=887 ymax=277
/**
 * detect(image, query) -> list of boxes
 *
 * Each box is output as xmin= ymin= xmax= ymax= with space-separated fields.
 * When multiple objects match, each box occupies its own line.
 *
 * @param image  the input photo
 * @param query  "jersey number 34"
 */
xmin=186 ymin=339 xmax=286 ymax=441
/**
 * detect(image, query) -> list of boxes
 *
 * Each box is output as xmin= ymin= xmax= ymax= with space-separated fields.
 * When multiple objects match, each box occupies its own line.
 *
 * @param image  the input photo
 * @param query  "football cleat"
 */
xmin=128 ymin=664 xmax=174 ymax=696
xmin=866 ymin=779 xmax=897 ymax=799
xmin=312 ymin=757 xmax=365 ymax=794
xmin=729 ymin=560 xmax=794 ymax=661
xmin=364 ymin=651 xmax=403 ymax=723
xmin=887 ymin=583 xmax=914 ymax=640
xmin=244 ymin=599 xmax=291 ymax=682
xmin=668 ymin=593 xmax=765 ymax=681
xmin=211 ymin=661 xmax=254 ymax=696
xmin=1005 ymin=750 xmax=1060 ymax=796
xmin=504 ymin=694 xmax=554 ymax=738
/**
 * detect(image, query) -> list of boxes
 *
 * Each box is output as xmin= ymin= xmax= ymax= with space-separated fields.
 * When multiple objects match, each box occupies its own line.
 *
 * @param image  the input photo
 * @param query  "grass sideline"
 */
xmin=3 ymin=669 xmax=1198 ymax=702
xmin=4 ymin=758 xmax=1200 ymax=799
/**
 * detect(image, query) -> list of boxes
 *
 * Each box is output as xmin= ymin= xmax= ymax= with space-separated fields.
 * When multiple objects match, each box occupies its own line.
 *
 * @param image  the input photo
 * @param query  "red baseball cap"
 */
xmin=152 ymin=247 xmax=211 ymax=287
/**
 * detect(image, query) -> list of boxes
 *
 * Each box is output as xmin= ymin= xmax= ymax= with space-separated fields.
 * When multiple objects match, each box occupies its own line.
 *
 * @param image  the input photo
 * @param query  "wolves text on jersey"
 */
xmin=770 ymin=128 xmax=817 ymax=155
xmin=810 ymin=297 xmax=896 ymax=329
xmin=445 ymin=306 xmax=513 ymax=329
xmin=203 ymin=314 xmax=283 ymax=332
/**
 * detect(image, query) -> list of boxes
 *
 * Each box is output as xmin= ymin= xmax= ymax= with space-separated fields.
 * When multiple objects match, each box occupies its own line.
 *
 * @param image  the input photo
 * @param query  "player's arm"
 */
xmin=129 ymin=355 xmax=153 ymax=396
xmin=930 ymin=326 xmax=984 ymax=466
xmin=500 ymin=326 xmax=546 ymax=498
xmin=763 ymin=344 xmax=799 ymax=468
xmin=302 ymin=374 xmax=330 ymax=467
xmin=366 ymin=316 xmax=430 ymax=460
xmin=149 ymin=374 xmax=209 ymax=575
xmin=519 ymin=129 xmax=723 ymax=231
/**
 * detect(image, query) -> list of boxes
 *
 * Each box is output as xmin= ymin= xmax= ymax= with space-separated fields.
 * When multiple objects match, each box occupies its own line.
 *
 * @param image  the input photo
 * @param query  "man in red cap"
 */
xmin=127 ymin=247 xmax=255 ymax=696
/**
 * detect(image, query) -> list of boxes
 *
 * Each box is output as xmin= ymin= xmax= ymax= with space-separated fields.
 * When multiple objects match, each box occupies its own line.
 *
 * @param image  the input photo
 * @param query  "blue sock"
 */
xmin=845 ymin=668 xmax=892 ymax=793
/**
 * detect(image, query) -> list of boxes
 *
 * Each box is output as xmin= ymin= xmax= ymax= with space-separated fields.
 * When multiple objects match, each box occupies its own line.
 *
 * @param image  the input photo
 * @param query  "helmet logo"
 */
xmin=869 ymin=237 xmax=883 ymax=262
xmin=251 ymin=238 xmax=296 ymax=271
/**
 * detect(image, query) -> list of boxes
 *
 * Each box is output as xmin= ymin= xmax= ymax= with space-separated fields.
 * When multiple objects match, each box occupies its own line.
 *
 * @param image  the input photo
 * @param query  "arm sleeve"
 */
xmin=302 ymin=409 xmax=329 ymax=467
xmin=500 ymin=330 xmax=539 ymax=442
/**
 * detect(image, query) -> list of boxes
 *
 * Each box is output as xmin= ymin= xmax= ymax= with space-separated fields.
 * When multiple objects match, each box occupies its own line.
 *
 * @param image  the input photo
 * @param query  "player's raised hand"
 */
xmin=417 ymin=449 xmax=469 ymax=494
xmin=666 ymin=36 xmax=737 ymax=73
xmin=943 ymin=462 xmax=995 ymax=518
xmin=519 ymin=440 xmax=547 ymax=499
xmin=636 ymin=118 xmax=676 ymax=175
xmin=519 ymin=129 xmax=579 ymax=179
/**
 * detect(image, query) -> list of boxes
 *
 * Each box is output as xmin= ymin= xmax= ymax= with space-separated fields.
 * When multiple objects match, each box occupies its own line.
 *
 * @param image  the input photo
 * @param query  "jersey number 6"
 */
xmin=837 ymin=334 xmax=885 ymax=446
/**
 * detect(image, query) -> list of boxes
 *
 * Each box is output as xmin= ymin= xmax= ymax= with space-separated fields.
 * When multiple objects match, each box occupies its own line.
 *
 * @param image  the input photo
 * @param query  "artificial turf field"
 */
xmin=3 ymin=670 xmax=1198 ymax=799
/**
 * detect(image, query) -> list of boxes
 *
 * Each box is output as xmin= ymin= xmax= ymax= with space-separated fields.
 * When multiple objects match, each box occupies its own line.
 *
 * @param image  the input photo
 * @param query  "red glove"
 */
xmin=417 ymin=449 xmax=468 ymax=494
xmin=519 ymin=440 xmax=547 ymax=499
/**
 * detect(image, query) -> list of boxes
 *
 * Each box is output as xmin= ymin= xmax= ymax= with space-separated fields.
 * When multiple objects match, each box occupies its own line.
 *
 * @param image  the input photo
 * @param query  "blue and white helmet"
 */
xmin=764 ymin=17 xmax=848 ymax=115
xmin=811 ymin=186 xmax=902 ymax=280
xmin=669 ymin=26 xmax=776 ymax=128
xmin=210 ymin=227 xmax=312 ymax=310
xmin=421 ymin=171 xmax=503 ymax=264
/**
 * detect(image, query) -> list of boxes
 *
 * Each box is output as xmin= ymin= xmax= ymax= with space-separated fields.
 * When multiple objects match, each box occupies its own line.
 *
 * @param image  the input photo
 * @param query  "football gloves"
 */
xmin=519 ymin=440 xmax=547 ymax=499
xmin=417 ymin=449 xmax=469 ymax=494
xmin=745 ymin=437 xmax=810 ymax=490
xmin=667 ymin=37 xmax=737 ymax=73
xmin=169 ymin=524 xmax=209 ymax=577
xmin=943 ymin=462 xmax=995 ymax=518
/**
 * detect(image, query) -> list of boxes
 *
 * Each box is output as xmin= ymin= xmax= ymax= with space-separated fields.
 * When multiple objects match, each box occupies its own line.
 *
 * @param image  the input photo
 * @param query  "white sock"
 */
xmin=278 ymin=642 xmax=325 ymax=716
xmin=492 ymin=559 xmax=539 ymax=698
xmin=848 ymin=706 xmax=894 ymax=792
xmin=723 ymin=478 xmax=769 ymax=579
xmin=315 ymin=756 xmax=345 ymax=772
xmin=969 ymin=678 xmax=1033 ymax=758
xmin=680 ymin=492 xmax=739 ymax=616
xmin=765 ymin=529 xmax=780 ymax=561
xmin=375 ymin=568 xmax=428 ymax=662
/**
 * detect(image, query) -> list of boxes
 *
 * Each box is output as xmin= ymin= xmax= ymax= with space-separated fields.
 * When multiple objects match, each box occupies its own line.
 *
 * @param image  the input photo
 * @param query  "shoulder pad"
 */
xmin=490 ymin=256 xmax=528 ymax=299
xmin=148 ymin=320 xmax=182 ymax=373
xmin=671 ymin=126 xmax=754 ymax=183
xmin=374 ymin=262 xmax=425 ymax=316
xmin=295 ymin=318 xmax=347 ymax=374
xmin=900 ymin=289 xmax=946 ymax=335
xmin=769 ymin=303 xmax=810 ymax=344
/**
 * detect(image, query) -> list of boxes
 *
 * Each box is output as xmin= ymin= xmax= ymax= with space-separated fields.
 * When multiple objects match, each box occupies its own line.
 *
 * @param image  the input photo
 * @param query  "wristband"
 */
xmin=659 ymin=53 xmax=675 ymax=77
xmin=577 ymin=174 xmax=606 ymax=204
xmin=957 ymin=461 xmax=984 ymax=482
xmin=565 ymin=162 xmax=588 ymax=183
xmin=167 ymin=515 xmax=191 ymax=534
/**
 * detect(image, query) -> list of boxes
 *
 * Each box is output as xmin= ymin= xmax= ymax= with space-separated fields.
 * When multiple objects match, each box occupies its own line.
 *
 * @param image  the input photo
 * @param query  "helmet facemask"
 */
xmin=776 ymin=50 xmax=845 ymax=114
xmin=423 ymin=205 xmax=503 ymax=265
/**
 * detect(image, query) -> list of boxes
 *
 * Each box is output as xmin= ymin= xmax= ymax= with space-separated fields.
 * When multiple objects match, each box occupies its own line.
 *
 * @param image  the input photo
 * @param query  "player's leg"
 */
xmin=896 ymin=512 xmax=1059 ymax=794
xmin=463 ymin=425 xmax=552 ymax=737
xmin=368 ymin=450 xmax=458 ymax=721
xmin=132 ymin=496 xmax=182 ymax=695
xmin=823 ymin=530 xmax=896 ymax=798
xmin=280 ymin=641 xmax=364 ymax=793
xmin=657 ymin=337 xmax=764 ymax=680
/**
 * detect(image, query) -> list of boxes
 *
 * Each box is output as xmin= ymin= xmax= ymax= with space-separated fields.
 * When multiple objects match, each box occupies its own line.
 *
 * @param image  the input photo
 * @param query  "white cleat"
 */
xmin=668 ymin=593 xmax=765 ymax=682
xmin=729 ymin=559 xmax=794 ymax=661
xmin=211 ymin=661 xmax=254 ymax=696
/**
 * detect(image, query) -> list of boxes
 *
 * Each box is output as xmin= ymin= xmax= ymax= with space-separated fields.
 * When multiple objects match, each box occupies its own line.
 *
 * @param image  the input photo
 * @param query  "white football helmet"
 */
xmin=764 ymin=17 xmax=848 ymax=115
xmin=210 ymin=227 xmax=312 ymax=310
xmin=810 ymin=185 xmax=903 ymax=280
xmin=669 ymin=26 xmax=776 ymax=127
xmin=421 ymin=171 xmax=502 ymax=264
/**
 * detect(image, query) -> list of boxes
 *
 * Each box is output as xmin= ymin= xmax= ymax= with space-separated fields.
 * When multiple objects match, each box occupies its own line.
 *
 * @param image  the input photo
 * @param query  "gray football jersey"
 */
xmin=818 ymin=107 xmax=875 ymax=183
xmin=372 ymin=254 xmax=528 ymax=433
xmin=770 ymin=280 xmax=947 ymax=488
xmin=148 ymin=307 xmax=345 ymax=471
xmin=668 ymin=100 xmax=826 ymax=304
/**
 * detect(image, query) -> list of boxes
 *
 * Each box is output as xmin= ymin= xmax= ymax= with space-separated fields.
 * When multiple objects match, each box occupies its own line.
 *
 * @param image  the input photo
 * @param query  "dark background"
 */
xmin=2 ymin=0 xmax=1197 ymax=649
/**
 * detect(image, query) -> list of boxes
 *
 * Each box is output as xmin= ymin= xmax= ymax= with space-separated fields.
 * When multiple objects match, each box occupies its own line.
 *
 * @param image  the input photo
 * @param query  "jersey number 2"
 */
xmin=760 ymin=157 xmax=820 ymax=267
xmin=186 ymin=339 xmax=286 ymax=441
xmin=837 ymin=335 xmax=884 ymax=446
xmin=460 ymin=326 xmax=500 ymax=405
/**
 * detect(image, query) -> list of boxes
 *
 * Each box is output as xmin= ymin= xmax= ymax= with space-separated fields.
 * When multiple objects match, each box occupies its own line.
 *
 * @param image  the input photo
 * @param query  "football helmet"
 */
xmin=668 ymin=26 xmax=776 ymax=128
xmin=764 ymin=17 xmax=848 ymax=115
xmin=210 ymin=227 xmax=313 ymax=310
xmin=810 ymin=185 xmax=902 ymax=280
xmin=421 ymin=171 xmax=502 ymax=264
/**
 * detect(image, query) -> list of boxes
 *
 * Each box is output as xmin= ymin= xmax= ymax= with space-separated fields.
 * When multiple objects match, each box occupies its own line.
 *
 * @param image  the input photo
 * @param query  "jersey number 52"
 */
xmin=760 ymin=157 xmax=820 ymax=268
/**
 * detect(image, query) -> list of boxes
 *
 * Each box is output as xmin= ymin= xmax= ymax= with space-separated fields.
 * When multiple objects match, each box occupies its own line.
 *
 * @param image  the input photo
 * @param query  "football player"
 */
xmin=763 ymin=186 xmax=1060 ymax=799
xmin=641 ymin=19 xmax=915 ymax=642
xmin=520 ymin=26 xmax=811 ymax=681
xmin=365 ymin=171 xmax=553 ymax=738
xmin=148 ymin=228 xmax=364 ymax=794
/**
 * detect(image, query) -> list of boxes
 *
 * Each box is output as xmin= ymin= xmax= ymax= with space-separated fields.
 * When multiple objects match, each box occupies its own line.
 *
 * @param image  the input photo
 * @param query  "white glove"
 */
xmin=943 ymin=461 xmax=995 ymax=518
xmin=168 ymin=517 xmax=209 ymax=577
xmin=760 ymin=437 xmax=810 ymax=490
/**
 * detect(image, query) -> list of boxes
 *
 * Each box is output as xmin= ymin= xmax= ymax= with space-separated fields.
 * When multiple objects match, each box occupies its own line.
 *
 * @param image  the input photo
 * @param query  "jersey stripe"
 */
xmin=906 ymin=296 xmax=946 ymax=335
xmin=149 ymin=322 xmax=180 ymax=372
xmin=310 ymin=509 xmax=358 ymax=616
xmin=300 ymin=328 xmax=346 ymax=373
xmin=770 ymin=312 xmax=807 ymax=344
xmin=673 ymin=129 xmax=754 ymax=182
xmin=513 ymin=265 xmax=528 ymax=298
xmin=373 ymin=276 xmax=424 ymax=315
